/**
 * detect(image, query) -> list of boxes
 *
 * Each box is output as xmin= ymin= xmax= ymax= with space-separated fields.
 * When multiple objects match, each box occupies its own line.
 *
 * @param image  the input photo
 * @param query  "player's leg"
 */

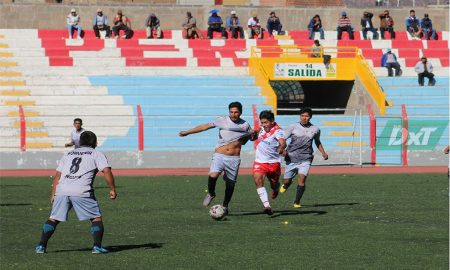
xmin=204 ymin=153 xmax=224 ymax=206
xmin=268 ymin=162 xmax=281 ymax=199
xmin=70 ymin=196 xmax=108 ymax=253
xmin=253 ymin=163 xmax=272 ymax=214
xmin=36 ymin=196 xmax=71 ymax=253
xmin=280 ymin=162 xmax=298 ymax=193
xmin=222 ymin=155 xmax=241 ymax=213
xmin=293 ymin=161 xmax=312 ymax=208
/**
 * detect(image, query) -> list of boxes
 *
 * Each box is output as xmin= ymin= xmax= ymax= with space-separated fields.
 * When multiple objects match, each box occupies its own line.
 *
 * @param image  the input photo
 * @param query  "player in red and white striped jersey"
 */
xmin=253 ymin=110 xmax=286 ymax=215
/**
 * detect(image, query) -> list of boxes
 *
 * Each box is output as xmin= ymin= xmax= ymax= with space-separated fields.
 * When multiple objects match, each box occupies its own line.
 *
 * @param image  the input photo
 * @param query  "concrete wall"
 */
xmin=1 ymin=4 xmax=448 ymax=31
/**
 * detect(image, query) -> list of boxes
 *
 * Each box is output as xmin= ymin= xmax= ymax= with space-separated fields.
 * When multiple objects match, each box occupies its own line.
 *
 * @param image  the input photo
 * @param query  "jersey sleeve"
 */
xmin=94 ymin=151 xmax=110 ymax=172
xmin=275 ymin=129 xmax=285 ymax=140
xmin=313 ymin=128 xmax=322 ymax=144
xmin=211 ymin=116 xmax=225 ymax=128
xmin=284 ymin=124 xmax=295 ymax=139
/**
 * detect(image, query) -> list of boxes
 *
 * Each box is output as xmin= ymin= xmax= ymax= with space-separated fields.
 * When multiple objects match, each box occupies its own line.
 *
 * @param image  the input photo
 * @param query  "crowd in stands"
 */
xmin=64 ymin=8 xmax=442 ymax=85
xmin=66 ymin=8 xmax=438 ymax=41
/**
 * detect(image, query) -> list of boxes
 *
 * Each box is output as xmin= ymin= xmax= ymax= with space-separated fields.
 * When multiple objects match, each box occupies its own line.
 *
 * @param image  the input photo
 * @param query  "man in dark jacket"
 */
xmin=361 ymin=11 xmax=379 ymax=40
xmin=145 ymin=13 xmax=162 ymax=39
xmin=266 ymin=11 xmax=282 ymax=37
xmin=421 ymin=14 xmax=436 ymax=40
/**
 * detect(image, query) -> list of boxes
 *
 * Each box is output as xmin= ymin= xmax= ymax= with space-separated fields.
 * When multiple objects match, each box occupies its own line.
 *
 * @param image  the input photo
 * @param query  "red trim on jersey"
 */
xmin=260 ymin=123 xmax=281 ymax=140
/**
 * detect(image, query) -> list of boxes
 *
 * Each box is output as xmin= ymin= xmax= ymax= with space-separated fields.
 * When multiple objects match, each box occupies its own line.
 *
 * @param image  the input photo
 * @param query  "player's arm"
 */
xmin=179 ymin=123 xmax=214 ymax=137
xmin=278 ymin=138 xmax=287 ymax=156
xmin=314 ymin=132 xmax=328 ymax=160
xmin=102 ymin=167 xmax=117 ymax=199
xmin=249 ymin=128 xmax=259 ymax=141
xmin=50 ymin=171 xmax=61 ymax=204
xmin=65 ymin=141 xmax=74 ymax=147
xmin=444 ymin=146 xmax=449 ymax=154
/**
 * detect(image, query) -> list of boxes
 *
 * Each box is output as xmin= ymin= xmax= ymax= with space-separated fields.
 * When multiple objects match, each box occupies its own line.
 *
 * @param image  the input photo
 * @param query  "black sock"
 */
xmin=223 ymin=180 xmax=236 ymax=208
xmin=90 ymin=221 xmax=104 ymax=247
xmin=208 ymin=176 xmax=217 ymax=197
xmin=294 ymin=185 xmax=306 ymax=204
xmin=270 ymin=181 xmax=280 ymax=191
xmin=39 ymin=220 xmax=58 ymax=247
xmin=282 ymin=181 xmax=292 ymax=190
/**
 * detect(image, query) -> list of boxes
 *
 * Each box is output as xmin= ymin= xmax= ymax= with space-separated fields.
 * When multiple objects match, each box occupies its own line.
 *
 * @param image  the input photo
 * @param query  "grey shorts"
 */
xmin=50 ymin=195 xmax=102 ymax=221
xmin=209 ymin=153 xmax=241 ymax=181
xmin=284 ymin=161 xmax=312 ymax=179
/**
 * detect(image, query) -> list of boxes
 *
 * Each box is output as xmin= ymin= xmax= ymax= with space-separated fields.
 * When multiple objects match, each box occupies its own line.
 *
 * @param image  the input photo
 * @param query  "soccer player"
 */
xmin=253 ymin=110 xmax=286 ymax=215
xmin=279 ymin=108 xmax=328 ymax=208
xmin=35 ymin=131 xmax=117 ymax=254
xmin=65 ymin=118 xmax=85 ymax=148
xmin=179 ymin=102 xmax=254 ymax=214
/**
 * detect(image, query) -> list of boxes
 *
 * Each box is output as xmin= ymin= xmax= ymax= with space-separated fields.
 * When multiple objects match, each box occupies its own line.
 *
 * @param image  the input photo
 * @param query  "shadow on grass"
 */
xmin=0 ymin=203 xmax=32 ymax=206
xmin=229 ymin=209 xmax=327 ymax=218
xmin=0 ymin=184 xmax=31 ymax=188
xmin=53 ymin=243 xmax=163 ymax=253
xmin=310 ymin=202 xmax=359 ymax=207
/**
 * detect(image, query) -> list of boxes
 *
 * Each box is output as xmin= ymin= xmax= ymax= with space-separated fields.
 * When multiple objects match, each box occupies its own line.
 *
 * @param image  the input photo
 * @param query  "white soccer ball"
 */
xmin=209 ymin=204 xmax=226 ymax=220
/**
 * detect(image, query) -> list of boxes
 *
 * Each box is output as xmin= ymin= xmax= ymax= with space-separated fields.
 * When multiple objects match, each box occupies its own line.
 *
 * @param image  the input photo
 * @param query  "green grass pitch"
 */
xmin=0 ymin=173 xmax=448 ymax=269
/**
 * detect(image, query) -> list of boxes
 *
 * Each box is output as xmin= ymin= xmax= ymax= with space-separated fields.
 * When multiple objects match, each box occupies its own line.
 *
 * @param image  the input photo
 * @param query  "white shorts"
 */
xmin=284 ymin=161 xmax=312 ymax=179
xmin=209 ymin=153 xmax=241 ymax=182
xmin=50 ymin=195 xmax=102 ymax=221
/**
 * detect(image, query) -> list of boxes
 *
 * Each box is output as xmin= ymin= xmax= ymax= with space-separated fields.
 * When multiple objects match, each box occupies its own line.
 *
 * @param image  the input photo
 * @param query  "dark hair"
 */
xmin=79 ymin=131 xmax=97 ymax=148
xmin=73 ymin=118 xmax=82 ymax=124
xmin=299 ymin=107 xmax=313 ymax=117
xmin=187 ymin=11 xmax=191 ymax=16
xmin=228 ymin=101 xmax=242 ymax=113
xmin=424 ymin=13 xmax=429 ymax=17
xmin=270 ymin=11 xmax=275 ymax=15
xmin=314 ymin=39 xmax=320 ymax=45
xmin=313 ymin=14 xmax=320 ymax=19
xmin=259 ymin=110 xmax=274 ymax=121
xmin=410 ymin=9 xmax=415 ymax=13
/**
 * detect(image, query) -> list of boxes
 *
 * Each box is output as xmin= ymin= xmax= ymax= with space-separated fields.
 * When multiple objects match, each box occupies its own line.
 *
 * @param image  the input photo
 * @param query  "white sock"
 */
xmin=257 ymin=187 xmax=270 ymax=208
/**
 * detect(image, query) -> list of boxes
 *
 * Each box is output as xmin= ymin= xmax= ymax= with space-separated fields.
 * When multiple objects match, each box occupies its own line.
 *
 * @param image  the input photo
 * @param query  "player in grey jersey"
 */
xmin=35 ymin=131 xmax=117 ymax=254
xmin=179 ymin=102 xmax=255 ymax=214
xmin=279 ymin=108 xmax=328 ymax=208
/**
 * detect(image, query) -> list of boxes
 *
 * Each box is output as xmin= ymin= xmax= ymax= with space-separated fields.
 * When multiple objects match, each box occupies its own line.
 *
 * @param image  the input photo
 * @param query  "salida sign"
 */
xmin=274 ymin=63 xmax=336 ymax=79
xmin=377 ymin=120 xmax=447 ymax=150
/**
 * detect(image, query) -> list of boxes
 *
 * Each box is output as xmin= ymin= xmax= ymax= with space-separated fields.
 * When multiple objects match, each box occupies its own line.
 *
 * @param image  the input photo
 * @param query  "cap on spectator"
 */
xmin=97 ymin=9 xmax=102 ymax=12
xmin=231 ymin=11 xmax=236 ymax=15
xmin=150 ymin=13 xmax=156 ymax=17
xmin=341 ymin=11 xmax=347 ymax=16
xmin=71 ymin=8 xmax=76 ymax=12
xmin=387 ymin=48 xmax=391 ymax=52
xmin=252 ymin=11 xmax=258 ymax=17
xmin=117 ymin=9 xmax=123 ymax=14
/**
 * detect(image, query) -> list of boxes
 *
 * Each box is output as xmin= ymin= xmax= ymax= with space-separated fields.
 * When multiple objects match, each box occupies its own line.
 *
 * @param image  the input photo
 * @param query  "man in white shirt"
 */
xmin=247 ymin=12 xmax=263 ymax=39
xmin=35 ymin=131 xmax=117 ymax=254
xmin=65 ymin=118 xmax=85 ymax=148
xmin=253 ymin=110 xmax=286 ymax=215
xmin=414 ymin=56 xmax=435 ymax=86
xmin=67 ymin=8 xmax=82 ymax=39
xmin=179 ymin=102 xmax=256 ymax=215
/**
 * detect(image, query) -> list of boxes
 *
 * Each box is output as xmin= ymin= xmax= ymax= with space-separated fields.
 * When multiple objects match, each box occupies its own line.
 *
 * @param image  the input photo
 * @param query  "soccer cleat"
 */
xmin=293 ymin=203 xmax=302 ymax=209
xmin=223 ymin=206 xmax=229 ymax=216
xmin=35 ymin=245 xmax=46 ymax=254
xmin=271 ymin=183 xmax=280 ymax=199
xmin=263 ymin=207 xmax=273 ymax=216
xmin=92 ymin=246 xmax=109 ymax=254
xmin=279 ymin=185 xmax=288 ymax=194
xmin=202 ymin=193 xmax=215 ymax=207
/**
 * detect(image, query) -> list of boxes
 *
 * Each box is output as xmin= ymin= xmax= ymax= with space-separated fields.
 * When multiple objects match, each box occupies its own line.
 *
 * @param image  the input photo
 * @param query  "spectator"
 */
xmin=361 ymin=11 xmax=379 ymax=40
xmin=381 ymin=48 xmax=402 ymax=77
xmin=406 ymin=10 xmax=421 ymax=39
xmin=248 ymin=12 xmax=263 ymax=39
xmin=307 ymin=15 xmax=324 ymax=40
xmin=311 ymin=40 xmax=322 ymax=58
xmin=421 ymin=14 xmax=437 ymax=40
xmin=112 ymin=10 xmax=132 ymax=39
xmin=379 ymin=10 xmax=395 ymax=40
xmin=207 ymin=10 xmax=227 ymax=39
xmin=67 ymin=8 xmax=82 ymax=39
xmin=226 ymin=11 xmax=245 ymax=39
xmin=145 ymin=13 xmax=162 ymax=39
xmin=414 ymin=56 xmax=435 ymax=86
xmin=266 ymin=11 xmax=282 ymax=37
xmin=93 ymin=9 xmax=111 ymax=39
xmin=182 ymin=12 xmax=204 ymax=39
xmin=337 ymin=11 xmax=354 ymax=40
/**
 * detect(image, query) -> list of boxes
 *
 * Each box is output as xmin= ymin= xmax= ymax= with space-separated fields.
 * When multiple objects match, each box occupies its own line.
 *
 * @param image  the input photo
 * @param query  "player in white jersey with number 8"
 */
xmin=253 ymin=110 xmax=286 ymax=215
xmin=35 ymin=131 xmax=117 ymax=254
